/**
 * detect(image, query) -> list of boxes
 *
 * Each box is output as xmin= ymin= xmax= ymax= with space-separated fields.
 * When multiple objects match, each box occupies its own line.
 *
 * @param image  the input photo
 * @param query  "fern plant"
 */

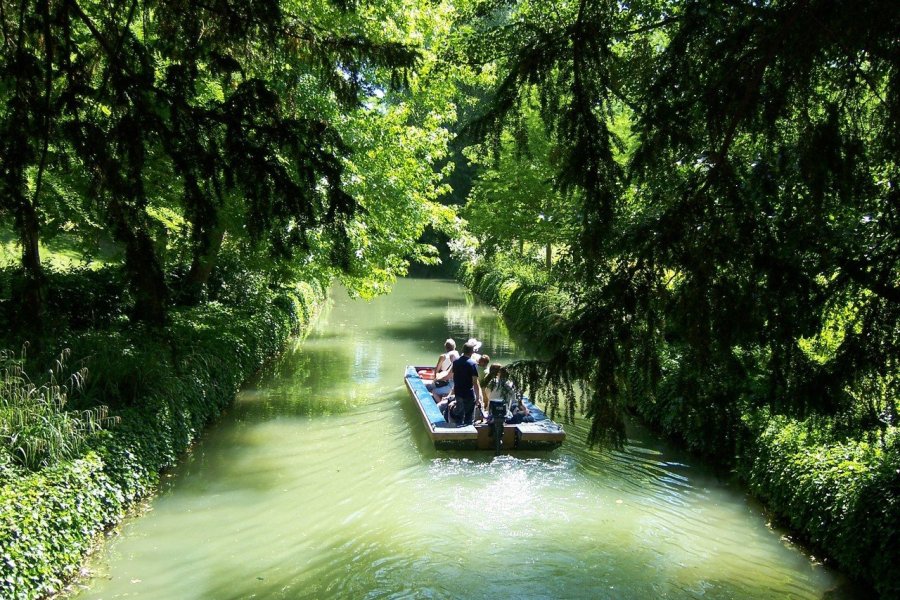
xmin=0 ymin=347 xmax=117 ymax=472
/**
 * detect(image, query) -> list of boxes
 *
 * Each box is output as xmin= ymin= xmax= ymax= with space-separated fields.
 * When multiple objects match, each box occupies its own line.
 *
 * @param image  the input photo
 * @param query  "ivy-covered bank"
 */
xmin=459 ymin=260 xmax=899 ymax=598
xmin=0 ymin=281 xmax=325 ymax=599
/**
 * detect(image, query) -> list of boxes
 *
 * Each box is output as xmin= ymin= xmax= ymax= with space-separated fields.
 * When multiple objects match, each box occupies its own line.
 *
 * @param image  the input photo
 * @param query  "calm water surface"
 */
xmin=73 ymin=279 xmax=854 ymax=599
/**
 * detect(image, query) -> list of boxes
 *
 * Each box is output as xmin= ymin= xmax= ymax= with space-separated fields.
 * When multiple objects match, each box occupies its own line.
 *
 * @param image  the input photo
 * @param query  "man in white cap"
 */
xmin=466 ymin=337 xmax=490 ymax=370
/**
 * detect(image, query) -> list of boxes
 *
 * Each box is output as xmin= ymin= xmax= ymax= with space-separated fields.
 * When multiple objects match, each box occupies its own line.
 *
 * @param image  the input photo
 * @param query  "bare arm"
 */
xmin=432 ymin=354 xmax=444 ymax=375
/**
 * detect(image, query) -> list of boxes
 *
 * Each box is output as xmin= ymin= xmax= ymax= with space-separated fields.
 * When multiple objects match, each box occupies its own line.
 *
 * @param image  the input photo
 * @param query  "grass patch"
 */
xmin=0 ymin=348 xmax=117 ymax=477
xmin=0 ymin=226 xmax=121 ymax=270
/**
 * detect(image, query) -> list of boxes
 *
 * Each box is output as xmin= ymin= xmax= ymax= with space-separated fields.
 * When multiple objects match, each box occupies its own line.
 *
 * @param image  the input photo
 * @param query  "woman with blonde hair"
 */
xmin=430 ymin=338 xmax=459 ymax=403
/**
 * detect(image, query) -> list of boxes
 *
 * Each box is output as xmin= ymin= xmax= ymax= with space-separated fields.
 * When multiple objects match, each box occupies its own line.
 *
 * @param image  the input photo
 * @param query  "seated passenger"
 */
xmin=431 ymin=338 xmax=459 ymax=403
xmin=506 ymin=393 xmax=534 ymax=425
xmin=483 ymin=364 xmax=533 ymax=424
xmin=439 ymin=394 xmax=462 ymax=424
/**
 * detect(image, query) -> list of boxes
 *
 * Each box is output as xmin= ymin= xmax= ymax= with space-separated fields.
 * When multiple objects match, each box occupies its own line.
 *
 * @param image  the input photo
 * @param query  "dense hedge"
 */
xmin=460 ymin=257 xmax=900 ymax=598
xmin=458 ymin=259 xmax=571 ymax=350
xmin=0 ymin=281 xmax=325 ymax=599
xmin=742 ymin=414 xmax=900 ymax=598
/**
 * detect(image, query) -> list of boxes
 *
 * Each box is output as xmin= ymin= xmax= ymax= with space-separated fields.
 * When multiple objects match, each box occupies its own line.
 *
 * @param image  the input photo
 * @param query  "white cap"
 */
xmin=465 ymin=338 xmax=482 ymax=352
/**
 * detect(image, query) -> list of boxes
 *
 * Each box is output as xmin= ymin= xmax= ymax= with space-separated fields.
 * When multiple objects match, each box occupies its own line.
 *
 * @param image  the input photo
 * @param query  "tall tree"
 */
xmin=0 ymin=0 xmax=62 ymax=329
xmin=1 ymin=0 xmax=430 ymax=324
xmin=453 ymin=0 xmax=899 ymax=445
xmin=463 ymin=100 xmax=576 ymax=267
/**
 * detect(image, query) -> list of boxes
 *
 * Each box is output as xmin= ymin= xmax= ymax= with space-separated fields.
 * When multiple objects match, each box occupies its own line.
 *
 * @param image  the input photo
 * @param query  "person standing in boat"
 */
xmin=464 ymin=338 xmax=490 ymax=421
xmin=430 ymin=338 xmax=459 ymax=403
xmin=466 ymin=337 xmax=491 ymax=373
xmin=452 ymin=341 xmax=483 ymax=426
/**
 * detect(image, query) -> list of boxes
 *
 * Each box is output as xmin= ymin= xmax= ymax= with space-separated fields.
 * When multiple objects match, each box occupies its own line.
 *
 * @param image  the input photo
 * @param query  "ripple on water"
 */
xmin=73 ymin=280 xmax=853 ymax=600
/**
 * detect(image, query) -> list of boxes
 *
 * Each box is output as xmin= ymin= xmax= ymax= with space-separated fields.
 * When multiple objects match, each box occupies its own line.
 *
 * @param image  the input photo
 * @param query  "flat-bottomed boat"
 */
xmin=404 ymin=365 xmax=565 ymax=451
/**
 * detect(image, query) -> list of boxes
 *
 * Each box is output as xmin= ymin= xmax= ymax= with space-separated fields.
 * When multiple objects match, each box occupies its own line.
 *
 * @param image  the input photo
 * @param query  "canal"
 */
xmin=73 ymin=279 xmax=852 ymax=599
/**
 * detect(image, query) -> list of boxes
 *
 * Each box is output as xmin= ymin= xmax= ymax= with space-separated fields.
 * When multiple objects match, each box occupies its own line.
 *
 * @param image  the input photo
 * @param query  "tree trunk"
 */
xmin=126 ymin=239 xmax=168 ymax=324
xmin=182 ymin=224 xmax=225 ymax=304
xmin=18 ymin=201 xmax=45 ymax=331
xmin=108 ymin=196 xmax=169 ymax=325
xmin=546 ymin=242 xmax=552 ymax=271
xmin=124 ymin=232 xmax=169 ymax=325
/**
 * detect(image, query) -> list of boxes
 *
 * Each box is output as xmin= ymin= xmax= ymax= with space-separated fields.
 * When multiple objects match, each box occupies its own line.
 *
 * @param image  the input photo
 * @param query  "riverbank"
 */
xmin=458 ymin=260 xmax=899 ymax=598
xmin=0 ymin=280 xmax=326 ymax=600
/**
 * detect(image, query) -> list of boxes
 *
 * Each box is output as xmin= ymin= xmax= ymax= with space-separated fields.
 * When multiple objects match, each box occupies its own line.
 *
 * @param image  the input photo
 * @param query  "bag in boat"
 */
xmin=434 ymin=368 xmax=452 ymax=386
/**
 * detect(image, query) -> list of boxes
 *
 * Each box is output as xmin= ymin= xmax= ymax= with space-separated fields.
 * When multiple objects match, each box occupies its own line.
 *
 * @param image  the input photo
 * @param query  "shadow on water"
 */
xmin=395 ymin=387 xmax=442 ymax=459
xmin=411 ymin=295 xmax=465 ymax=309
xmin=371 ymin=316 xmax=455 ymax=345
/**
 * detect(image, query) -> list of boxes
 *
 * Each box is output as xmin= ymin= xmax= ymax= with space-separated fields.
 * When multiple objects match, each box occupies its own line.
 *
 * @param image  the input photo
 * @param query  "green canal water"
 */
xmin=72 ymin=279 xmax=855 ymax=599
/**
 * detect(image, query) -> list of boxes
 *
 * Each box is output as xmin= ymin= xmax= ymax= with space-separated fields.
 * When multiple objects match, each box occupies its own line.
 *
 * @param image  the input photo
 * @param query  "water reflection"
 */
xmin=72 ymin=279 xmax=854 ymax=600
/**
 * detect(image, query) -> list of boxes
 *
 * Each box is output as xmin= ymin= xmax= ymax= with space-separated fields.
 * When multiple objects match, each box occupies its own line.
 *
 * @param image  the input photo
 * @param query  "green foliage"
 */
xmin=462 ymin=250 xmax=900 ymax=597
xmin=455 ymin=0 xmax=900 ymax=433
xmin=0 ymin=265 xmax=131 ymax=336
xmin=337 ymin=80 xmax=457 ymax=298
xmin=463 ymin=101 xmax=577 ymax=262
xmin=453 ymin=3 xmax=900 ymax=589
xmin=1 ymin=0 xmax=454 ymax=326
xmin=742 ymin=413 xmax=900 ymax=598
xmin=0 ymin=454 xmax=123 ymax=599
xmin=0 ymin=225 xmax=120 ymax=271
xmin=0 ymin=349 xmax=115 ymax=474
xmin=0 ymin=281 xmax=324 ymax=599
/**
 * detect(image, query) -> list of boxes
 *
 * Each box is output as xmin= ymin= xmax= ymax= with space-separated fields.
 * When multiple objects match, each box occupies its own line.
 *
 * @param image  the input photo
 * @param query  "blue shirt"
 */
xmin=452 ymin=355 xmax=479 ymax=398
